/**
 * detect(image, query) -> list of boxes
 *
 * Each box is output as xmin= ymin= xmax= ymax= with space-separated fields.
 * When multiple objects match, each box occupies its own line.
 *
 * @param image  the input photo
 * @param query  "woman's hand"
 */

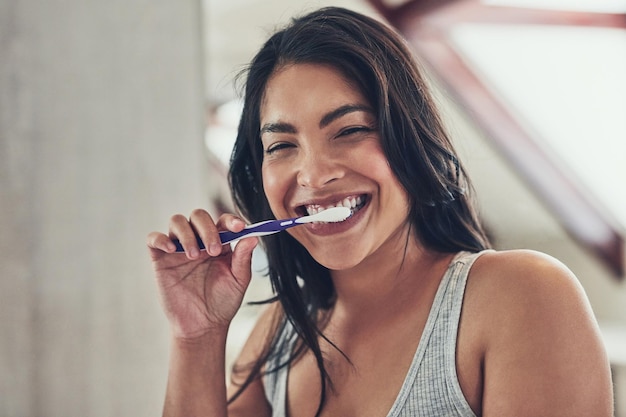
xmin=147 ymin=209 xmax=258 ymax=340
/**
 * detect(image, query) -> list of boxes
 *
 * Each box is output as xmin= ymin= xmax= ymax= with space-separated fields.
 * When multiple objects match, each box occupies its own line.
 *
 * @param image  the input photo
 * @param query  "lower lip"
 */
xmin=304 ymin=202 xmax=367 ymax=236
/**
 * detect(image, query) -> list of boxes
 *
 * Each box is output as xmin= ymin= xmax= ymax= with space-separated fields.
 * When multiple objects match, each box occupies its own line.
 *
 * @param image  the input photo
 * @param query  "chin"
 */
xmin=311 ymin=252 xmax=362 ymax=271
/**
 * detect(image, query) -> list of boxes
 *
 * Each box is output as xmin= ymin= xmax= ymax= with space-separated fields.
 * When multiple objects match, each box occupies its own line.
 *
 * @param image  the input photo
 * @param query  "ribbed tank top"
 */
xmin=263 ymin=250 xmax=487 ymax=417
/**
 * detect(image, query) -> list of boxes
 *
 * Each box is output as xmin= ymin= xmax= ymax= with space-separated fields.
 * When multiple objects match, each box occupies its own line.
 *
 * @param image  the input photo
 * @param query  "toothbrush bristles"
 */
xmin=315 ymin=206 xmax=351 ymax=222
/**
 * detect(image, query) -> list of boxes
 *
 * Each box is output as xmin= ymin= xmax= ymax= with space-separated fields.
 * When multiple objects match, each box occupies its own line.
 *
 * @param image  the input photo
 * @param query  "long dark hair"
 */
xmin=227 ymin=6 xmax=490 ymax=415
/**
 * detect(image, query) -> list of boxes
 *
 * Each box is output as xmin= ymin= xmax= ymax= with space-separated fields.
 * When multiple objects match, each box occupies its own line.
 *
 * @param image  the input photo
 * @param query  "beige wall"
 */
xmin=0 ymin=1 xmax=207 ymax=415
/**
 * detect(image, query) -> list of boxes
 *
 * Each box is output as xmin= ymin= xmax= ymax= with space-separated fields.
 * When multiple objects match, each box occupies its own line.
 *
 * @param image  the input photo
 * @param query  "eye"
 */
xmin=337 ymin=126 xmax=374 ymax=137
xmin=265 ymin=142 xmax=295 ymax=155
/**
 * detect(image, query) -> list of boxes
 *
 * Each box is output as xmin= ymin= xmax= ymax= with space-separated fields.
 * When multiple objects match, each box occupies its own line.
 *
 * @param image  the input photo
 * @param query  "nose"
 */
xmin=296 ymin=151 xmax=343 ymax=189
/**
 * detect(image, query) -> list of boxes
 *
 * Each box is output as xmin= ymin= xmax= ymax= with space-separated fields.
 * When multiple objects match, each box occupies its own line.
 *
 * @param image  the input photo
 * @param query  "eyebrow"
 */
xmin=259 ymin=121 xmax=297 ymax=136
xmin=259 ymin=104 xmax=374 ymax=136
xmin=319 ymin=104 xmax=373 ymax=128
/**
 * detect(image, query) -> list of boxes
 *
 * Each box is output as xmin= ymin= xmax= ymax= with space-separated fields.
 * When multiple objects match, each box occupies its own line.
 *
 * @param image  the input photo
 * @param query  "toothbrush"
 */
xmin=172 ymin=206 xmax=352 ymax=252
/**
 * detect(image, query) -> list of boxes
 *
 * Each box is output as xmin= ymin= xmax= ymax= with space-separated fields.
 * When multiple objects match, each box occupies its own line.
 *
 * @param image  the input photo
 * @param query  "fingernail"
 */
xmin=210 ymin=243 xmax=221 ymax=256
xmin=189 ymin=247 xmax=199 ymax=258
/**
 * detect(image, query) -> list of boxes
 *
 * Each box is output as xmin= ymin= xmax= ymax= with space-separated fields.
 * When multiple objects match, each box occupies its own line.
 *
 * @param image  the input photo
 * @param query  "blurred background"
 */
xmin=1 ymin=0 xmax=625 ymax=415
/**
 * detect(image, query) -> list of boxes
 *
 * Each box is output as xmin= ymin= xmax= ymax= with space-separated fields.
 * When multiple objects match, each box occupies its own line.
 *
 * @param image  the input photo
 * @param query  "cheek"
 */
xmin=353 ymin=144 xmax=394 ymax=181
xmin=358 ymin=149 xmax=410 ymax=209
xmin=261 ymin=165 xmax=288 ymax=215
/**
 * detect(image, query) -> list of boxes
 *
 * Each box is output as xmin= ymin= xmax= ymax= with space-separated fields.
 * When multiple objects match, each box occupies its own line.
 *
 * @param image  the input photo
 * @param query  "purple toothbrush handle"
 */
xmin=172 ymin=235 xmax=207 ymax=252
xmin=172 ymin=218 xmax=297 ymax=252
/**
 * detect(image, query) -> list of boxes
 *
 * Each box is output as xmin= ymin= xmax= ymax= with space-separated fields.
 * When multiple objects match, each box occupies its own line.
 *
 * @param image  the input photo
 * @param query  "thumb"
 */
xmin=230 ymin=237 xmax=259 ymax=287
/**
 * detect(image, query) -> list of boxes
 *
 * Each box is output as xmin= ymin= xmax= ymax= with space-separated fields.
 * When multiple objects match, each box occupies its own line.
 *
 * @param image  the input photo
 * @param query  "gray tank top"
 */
xmin=263 ymin=250 xmax=487 ymax=417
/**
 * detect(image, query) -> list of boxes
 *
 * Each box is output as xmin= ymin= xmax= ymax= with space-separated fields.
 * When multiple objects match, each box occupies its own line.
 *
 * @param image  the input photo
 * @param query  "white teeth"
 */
xmin=305 ymin=196 xmax=364 ymax=216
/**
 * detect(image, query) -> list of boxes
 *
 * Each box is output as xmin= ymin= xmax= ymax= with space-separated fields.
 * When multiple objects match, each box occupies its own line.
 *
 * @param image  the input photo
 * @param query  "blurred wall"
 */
xmin=0 ymin=1 xmax=207 ymax=415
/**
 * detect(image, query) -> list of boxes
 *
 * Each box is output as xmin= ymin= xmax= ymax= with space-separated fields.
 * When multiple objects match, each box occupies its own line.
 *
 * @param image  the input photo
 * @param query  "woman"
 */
xmin=147 ymin=7 xmax=613 ymax=417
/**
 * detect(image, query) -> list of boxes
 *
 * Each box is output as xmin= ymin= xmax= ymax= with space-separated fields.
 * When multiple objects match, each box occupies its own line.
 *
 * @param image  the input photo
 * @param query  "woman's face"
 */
xmin=259 ymin=63 xmax=412 ymax=270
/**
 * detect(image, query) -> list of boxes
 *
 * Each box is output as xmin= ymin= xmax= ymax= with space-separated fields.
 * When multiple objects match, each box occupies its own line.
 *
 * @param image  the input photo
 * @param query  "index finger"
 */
xmin=146 ymin=231 xmax=177 ymax=253
xmin=215 ymin=213 xmax=247 ymax=233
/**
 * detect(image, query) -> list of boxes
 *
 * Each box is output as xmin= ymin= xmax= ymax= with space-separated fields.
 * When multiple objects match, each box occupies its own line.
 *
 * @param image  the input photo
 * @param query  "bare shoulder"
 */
xmin=465 ymin=249 xmax=595 ymax=339
xmin=467 ymin=249 xmax=601 ymax=351
xmin=465 ymin=249 xmax=613 ymax=416
xmin=469 ymin=249 xmax=588 ymax=307
xmin=226 ymin=302 xmax=283 ymax=417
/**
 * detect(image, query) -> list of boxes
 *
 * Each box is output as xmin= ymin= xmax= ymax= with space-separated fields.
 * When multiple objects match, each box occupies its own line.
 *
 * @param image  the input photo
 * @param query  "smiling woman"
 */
xmin=147 ymin=6 xmax=614 ymax=417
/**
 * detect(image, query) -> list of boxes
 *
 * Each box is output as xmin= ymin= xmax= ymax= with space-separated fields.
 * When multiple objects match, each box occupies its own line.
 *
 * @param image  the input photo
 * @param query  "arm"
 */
xmin=163 ymin=331 xmax=230 ymax=417
xmin=474 ymin=250 xmax=613 ymax=416
xmin=163 ymin=306 xmax=275 ymax=417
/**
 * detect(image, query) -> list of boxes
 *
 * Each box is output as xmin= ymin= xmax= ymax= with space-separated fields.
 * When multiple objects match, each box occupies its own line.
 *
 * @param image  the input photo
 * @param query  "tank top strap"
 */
xmin=387 ymin=249 xmax=489 ymax=417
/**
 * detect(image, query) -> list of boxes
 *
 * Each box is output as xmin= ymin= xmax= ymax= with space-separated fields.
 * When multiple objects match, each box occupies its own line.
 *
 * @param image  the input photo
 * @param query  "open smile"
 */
xmin=296 ymin=194 xmax=368 ymax=221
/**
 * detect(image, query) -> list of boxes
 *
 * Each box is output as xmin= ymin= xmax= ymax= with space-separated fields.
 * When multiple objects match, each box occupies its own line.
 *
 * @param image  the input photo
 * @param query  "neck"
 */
xmin=329 ymin=232 xmax=453 ymax=324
